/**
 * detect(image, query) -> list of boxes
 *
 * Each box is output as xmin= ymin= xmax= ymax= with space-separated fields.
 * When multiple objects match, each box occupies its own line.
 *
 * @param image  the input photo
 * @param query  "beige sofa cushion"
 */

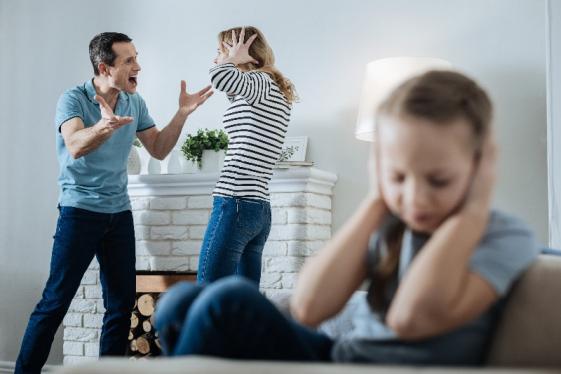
xmin=54 ymin=356 xmax=558 ymax=374
xmin=487 ymin=255 xmax=561 ymax=367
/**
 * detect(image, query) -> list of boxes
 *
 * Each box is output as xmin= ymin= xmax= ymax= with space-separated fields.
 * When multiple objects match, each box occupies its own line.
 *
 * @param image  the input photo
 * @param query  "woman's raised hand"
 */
xmin=221 ymin=27 xmax=259 ymax=66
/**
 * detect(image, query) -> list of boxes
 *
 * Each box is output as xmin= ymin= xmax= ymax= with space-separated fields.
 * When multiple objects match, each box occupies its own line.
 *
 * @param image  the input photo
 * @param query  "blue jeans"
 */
xmin=197 ymin=196 xmax=271 ymax=284
xmin=15 ymin=206 xmax=136 ymax=374
xmin=154 ymin=276 xmax=333 ymax=360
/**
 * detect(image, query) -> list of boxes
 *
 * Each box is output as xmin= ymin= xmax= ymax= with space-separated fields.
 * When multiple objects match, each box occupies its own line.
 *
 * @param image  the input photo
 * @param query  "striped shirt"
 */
xmin=209 ymin=63 xmax=291 ymax=201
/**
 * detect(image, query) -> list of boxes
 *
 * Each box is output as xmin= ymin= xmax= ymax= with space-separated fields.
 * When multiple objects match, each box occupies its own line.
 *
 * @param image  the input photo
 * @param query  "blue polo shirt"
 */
xmin=54 ymin=79 xmax=155 ymax=213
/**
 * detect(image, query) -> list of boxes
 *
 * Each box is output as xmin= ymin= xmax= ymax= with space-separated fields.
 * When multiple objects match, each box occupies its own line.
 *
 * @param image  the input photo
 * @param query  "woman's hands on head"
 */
xmin=217 ymin=27 xmax=259 ymax=66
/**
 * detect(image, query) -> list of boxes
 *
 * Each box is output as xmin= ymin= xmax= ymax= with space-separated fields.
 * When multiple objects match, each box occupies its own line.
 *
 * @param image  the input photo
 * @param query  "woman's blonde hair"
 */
xmin=218 ymin=26 xmax=298 ymax=103
xmin=370 ymin=70 xmax=493 ymax=313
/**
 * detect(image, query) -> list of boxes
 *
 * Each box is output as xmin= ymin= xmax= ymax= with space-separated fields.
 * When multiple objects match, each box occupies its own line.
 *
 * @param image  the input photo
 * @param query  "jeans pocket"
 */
xmin=236 ymin=199 xmax=266 ymax=236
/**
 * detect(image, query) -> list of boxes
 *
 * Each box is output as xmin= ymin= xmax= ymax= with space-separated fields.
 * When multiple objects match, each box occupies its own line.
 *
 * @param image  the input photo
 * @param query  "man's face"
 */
xmin=104 ymin=42 xmax=141 ymax=93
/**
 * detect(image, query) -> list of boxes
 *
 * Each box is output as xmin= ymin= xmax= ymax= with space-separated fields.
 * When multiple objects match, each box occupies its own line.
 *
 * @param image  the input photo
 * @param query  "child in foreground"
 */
xmin=154 ymin=69 xmax=539 ymax=365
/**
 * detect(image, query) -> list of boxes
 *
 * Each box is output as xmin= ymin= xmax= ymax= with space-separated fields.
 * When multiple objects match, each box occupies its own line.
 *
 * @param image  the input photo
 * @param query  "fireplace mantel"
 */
xmin=128 ymin=167 xmax=338 ymax=197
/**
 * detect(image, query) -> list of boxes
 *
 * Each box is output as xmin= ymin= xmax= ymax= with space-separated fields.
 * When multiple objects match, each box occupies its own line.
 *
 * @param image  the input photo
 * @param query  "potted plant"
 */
xmin=181 ymin=129 xmax=229 ymax=172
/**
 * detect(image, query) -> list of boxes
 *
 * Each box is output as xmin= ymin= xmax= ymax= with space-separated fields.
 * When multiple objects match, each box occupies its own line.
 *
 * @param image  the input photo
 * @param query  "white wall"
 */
xmin=547 ymin=0 xmax=561 ymax=248
xmin=0 ymin=0 xmax=547 ymax=365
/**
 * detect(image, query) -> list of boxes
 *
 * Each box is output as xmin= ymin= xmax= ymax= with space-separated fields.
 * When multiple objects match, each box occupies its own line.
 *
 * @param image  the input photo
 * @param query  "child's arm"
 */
xmin=290 ymin=195 xmax=388 ymax=327
xmin=386 ymin=139 xmax=498 ymax=340
xmin=292 ymin=147 xmax=388 ymax=327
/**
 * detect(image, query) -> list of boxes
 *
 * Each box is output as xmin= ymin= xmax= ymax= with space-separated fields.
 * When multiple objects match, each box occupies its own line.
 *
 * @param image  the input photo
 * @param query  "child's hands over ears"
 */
xmin=463 ymin=133 xmax=497 ymax=215
xmin=367 ymin=140 xmax=388 ymax=208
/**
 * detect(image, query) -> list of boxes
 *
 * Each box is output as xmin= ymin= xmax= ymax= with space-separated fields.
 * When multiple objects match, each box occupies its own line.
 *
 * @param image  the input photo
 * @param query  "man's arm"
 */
xmin=138 ymin=81 xmax=212 ymax=160
xmin=61 ymin=95 xmax=133 ymax=159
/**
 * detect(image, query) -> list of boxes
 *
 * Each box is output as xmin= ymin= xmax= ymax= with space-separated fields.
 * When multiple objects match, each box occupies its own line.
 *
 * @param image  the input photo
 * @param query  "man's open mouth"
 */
xmin=129 ymin=76 xmax=138 ymax=85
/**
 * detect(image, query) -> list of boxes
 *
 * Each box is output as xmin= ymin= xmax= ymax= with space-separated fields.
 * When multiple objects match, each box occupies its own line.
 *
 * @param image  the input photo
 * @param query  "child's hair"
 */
xmin=218 ymin=26 xmax=298 ymax=103
xmin=369 ymin=70 xmax=493 ymax=313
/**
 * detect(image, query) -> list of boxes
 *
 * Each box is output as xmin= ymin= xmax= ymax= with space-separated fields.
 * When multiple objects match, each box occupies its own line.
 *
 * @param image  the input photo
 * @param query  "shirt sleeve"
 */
xmin=209 ymin=63 xmax=271 ymax=105
xmin=136 ymin=95 xmax=155 ymax=132
xmin=55 ymin=91 xmax=84 ymax=132
xmin=469 ymin=211 xmax=540 ymax=296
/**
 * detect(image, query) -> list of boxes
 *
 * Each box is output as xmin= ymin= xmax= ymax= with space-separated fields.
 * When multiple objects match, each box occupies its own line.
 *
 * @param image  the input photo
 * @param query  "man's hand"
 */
xmin=220 ymin=27 xmax=259 ymax=66
xmin=178 ymin=81 xmax=213 ymax=116
xmin=94 ymin=95 xmax=134 ymax=132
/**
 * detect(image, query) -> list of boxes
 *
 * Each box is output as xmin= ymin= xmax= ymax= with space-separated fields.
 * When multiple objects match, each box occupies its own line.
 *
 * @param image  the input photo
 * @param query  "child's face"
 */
xmin=377 ymin=115 xmax=476 ymax=234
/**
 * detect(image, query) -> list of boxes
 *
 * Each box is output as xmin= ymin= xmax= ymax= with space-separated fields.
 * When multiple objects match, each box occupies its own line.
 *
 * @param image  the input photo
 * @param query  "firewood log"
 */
xmin=137 ymin=294 xmax=155 ymax=317
xmin=130 ymin=312 xmax=139 ymax=329
xmin=142 ymin=320 xmax=152 ymax=333
xmin=136 ymin=335 xmax=151 ymax=355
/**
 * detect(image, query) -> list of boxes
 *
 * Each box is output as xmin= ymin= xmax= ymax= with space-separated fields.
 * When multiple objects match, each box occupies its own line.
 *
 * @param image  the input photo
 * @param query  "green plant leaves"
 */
xmin=180 ymin=129 xmax=229 ymax=167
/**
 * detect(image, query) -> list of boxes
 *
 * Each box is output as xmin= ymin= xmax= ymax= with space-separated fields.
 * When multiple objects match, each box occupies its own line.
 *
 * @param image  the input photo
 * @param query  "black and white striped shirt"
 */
xmin=209 ymin=63 xmax=291 ymax=201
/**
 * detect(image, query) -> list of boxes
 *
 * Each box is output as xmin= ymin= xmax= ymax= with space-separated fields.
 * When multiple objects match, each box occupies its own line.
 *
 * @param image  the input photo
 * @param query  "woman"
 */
xmin=197 ymin=26 xmax=296 ymax=285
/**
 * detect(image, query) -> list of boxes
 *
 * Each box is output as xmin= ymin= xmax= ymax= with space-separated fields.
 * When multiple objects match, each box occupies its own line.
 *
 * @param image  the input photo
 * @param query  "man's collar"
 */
xmin=84 ymin=78 xmax=98 ymax=105
xmin=85 ymin=78 xmax=130 ymax=106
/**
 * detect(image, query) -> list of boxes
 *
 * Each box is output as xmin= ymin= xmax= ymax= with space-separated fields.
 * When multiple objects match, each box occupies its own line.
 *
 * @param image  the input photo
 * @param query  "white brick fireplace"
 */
xmin=62 ymin=167 xmax=337 ymax=364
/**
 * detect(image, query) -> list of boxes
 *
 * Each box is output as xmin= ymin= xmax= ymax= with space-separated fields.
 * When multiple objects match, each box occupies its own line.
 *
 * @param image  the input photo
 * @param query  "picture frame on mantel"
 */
xmin=277 ymin=136 xmax=313 ymax=168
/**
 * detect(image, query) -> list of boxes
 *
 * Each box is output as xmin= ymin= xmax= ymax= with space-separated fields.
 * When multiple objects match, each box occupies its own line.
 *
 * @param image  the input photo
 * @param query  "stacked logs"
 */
xmin=127 ymin=293 xmax=162 ymax=358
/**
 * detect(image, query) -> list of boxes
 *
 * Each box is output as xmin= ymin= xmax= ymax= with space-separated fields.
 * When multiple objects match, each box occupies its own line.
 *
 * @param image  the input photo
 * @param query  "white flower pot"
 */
xmin=180 ymin=158 xmax=199 ymax=174
xmin=201 ymin=149 xmax=226 ymax=173
xmin=127 ymin=147 xmax=141 ymax=175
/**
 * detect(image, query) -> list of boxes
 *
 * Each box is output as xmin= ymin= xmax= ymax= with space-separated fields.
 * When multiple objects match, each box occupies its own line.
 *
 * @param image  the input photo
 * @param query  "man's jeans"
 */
xmin=154 ymin=276 xmax=333 ymax=360
xmin=197 ymin=196 xmax=271 ymax=284
xmin=15 ymin=206 xmax=136 ymax=374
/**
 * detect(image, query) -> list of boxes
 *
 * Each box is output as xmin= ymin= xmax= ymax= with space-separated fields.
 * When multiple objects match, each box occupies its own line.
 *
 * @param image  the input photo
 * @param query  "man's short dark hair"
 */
xmin=89 ymin=32 xmax=133 ymax=75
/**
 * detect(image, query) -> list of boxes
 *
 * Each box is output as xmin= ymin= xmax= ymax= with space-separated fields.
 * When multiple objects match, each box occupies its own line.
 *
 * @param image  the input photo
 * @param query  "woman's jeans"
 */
xmin=154 ymin=276 xmax=333 ymax=360
xmin=15 ymin=206 xmax=136 ymax=374
xmin=197 ymin=196 xmax=271 ymax=284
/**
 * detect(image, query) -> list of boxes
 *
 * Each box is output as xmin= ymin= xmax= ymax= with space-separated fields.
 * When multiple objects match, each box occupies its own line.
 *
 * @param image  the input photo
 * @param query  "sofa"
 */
xmin=54 ymin=255 xmax=561 ymax=373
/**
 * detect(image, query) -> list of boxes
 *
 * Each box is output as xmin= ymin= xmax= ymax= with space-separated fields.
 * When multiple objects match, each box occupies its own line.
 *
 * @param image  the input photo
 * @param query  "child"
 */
xmin=197 ymin=26 xmax=296 ymax=285
xmin=156 ymin=70 xmax=539 ymax=365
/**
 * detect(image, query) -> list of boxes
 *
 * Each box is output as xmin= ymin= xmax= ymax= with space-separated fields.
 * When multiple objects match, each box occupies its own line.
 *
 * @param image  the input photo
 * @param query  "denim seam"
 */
xmin=200 ymin=200 xmax=226 ymax=280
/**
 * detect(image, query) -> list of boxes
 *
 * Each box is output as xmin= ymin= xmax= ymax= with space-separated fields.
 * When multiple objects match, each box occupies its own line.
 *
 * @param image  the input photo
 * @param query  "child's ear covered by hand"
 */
xmin=463 ymin=131 xmax=498 ymax=217
xmin=367 ymin=140 xmax=384 ymax=204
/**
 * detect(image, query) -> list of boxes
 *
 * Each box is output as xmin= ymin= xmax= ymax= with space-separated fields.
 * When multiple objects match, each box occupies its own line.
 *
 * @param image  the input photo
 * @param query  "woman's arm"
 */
xmin=209 ymin=63 xmax=270 ymax=105
xmin=386 ymin=138 xmax=498 ymax=340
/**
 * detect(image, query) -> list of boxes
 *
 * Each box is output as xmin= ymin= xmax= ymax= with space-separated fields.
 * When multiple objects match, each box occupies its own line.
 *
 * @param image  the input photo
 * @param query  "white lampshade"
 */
xmin=355 ymin=57 xmax=453 ymax=141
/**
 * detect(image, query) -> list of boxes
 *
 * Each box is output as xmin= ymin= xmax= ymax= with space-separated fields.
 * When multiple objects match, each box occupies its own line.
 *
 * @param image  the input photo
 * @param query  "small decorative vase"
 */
xmin=127 ymin=147 xmax=141 ymax=175
xmin=166 ymin=149 xmax=182 ymax=174
xmin=148 ymin=157 xmax=161 ymax=175
xmin=201 ymin=149 xmax=226 ymax=173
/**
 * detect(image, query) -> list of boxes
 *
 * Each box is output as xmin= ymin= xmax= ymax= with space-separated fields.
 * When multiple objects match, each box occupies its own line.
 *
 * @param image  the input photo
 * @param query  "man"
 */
xmin=15 ymin=32 xmax=212 ymax=373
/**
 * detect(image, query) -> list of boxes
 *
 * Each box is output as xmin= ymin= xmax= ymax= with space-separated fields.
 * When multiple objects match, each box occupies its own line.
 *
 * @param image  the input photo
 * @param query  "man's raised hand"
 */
xmin=95 ymin=95 xmax=134 ymax=130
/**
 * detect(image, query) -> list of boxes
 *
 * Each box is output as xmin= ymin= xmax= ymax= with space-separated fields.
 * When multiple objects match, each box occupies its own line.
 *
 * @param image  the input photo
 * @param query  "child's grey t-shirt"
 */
xmin=324 ymin=210 xmax=540 ymax=364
